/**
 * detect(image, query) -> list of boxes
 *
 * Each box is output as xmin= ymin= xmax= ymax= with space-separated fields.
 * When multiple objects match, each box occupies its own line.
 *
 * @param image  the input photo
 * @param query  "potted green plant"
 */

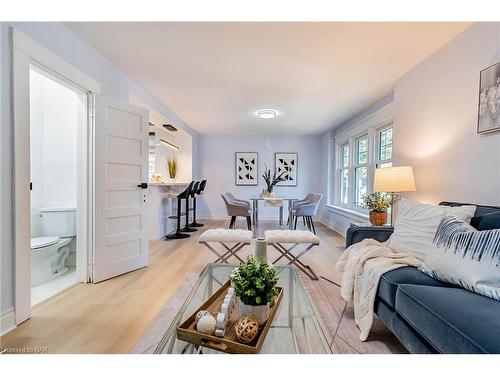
xmin=230 ymin=256 xmax=279 ymax=325
xmin=261 ymin=165 xmax=285 ymax=196
xmin=167 ymin=156 xmax=178 ymax=183
xmin=360 ymin=192 xmax=392 ymax=226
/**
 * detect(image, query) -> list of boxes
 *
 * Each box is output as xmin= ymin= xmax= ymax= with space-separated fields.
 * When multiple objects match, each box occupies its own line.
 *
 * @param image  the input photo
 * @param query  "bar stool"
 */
xmin=166 ymin=181 xmax=194 ymax=240
xmin=181 ymin=181 xmax=197 ymax=233
xmin=189 ymin=179 xmax=206 ymax=228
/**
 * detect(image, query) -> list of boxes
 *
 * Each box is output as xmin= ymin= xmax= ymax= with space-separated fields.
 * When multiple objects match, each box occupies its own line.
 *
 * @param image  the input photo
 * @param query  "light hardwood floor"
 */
xmin=1 ymin=219 xmax=346 ymax=353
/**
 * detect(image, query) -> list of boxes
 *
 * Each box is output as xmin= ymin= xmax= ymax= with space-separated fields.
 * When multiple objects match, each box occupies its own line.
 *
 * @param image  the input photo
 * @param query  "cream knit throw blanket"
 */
xmin=336 ymin=238 xmax=421 ymax=341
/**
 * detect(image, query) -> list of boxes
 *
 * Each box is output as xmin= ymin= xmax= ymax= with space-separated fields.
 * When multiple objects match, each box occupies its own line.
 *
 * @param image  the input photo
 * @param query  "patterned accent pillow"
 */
xmin=389 ymin=199 xmax=476 ymax=260
xmin=420 ymin=215 xmax=500 ymax=300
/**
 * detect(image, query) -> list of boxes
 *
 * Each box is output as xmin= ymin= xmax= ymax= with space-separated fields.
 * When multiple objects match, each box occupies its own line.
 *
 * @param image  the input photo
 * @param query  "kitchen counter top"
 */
xmin=149 ymin=182 xmax=190 ymax=187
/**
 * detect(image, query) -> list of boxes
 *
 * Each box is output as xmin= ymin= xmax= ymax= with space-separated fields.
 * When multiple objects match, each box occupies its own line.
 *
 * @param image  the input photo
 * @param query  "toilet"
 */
xmin=31 ymin=207 xmax=76 ymax=287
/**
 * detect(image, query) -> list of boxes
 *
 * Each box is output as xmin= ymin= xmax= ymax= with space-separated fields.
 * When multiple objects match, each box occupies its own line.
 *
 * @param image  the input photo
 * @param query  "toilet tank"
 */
xmin=39 ymin=207 xmax=76 ymax=237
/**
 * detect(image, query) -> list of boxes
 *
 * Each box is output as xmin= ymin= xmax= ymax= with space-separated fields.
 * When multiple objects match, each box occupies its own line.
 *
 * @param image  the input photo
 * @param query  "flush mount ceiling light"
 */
xmin=257 ymin=109 xmax=278 ymax=119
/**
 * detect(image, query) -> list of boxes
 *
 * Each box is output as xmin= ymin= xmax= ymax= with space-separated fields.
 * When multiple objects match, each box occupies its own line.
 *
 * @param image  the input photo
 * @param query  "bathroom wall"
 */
xmin=30 ymin=69 xmax=79 ymax=237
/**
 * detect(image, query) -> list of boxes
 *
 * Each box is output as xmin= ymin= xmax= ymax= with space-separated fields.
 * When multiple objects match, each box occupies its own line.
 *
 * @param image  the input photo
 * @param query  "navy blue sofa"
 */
xmin=345 ymin=202 xmax=500 ymax=354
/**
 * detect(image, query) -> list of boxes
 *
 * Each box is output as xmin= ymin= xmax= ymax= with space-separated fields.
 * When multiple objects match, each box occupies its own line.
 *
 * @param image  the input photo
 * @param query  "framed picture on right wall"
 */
xmin=478 ymin=61 xmax=500 ymax=134
xmin=275 ymin=152 xmax=298 ymax=186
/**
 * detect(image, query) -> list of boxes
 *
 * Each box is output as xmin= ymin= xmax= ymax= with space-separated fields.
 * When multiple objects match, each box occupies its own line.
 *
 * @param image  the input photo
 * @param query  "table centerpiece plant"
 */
xmin=261 ymin=165 xmax=285 ymax=196
xmin=230 ymin=255 xmax=279 ymax=325
xmin=167 ymin=155 xmax=178 ymax=183
xmin=360 ymin=192 xmax=392 ymax=226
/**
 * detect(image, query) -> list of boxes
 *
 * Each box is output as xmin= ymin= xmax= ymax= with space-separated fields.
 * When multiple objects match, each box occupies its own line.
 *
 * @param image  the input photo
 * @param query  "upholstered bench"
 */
xmin=264 ymin=230 xmax=320 ymax=280
xmin=199 ymin=228 xmax=252 ymax=264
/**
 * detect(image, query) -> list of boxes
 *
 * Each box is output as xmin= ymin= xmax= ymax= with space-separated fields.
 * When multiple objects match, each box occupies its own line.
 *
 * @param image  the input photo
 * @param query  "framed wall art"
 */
xmin=275 ymin=152 xmax=298 ymax=186
xmin=235 ymin=152 xmax=258 ymax=185
xmin=478 ymin=61 xmax=500 ymax=134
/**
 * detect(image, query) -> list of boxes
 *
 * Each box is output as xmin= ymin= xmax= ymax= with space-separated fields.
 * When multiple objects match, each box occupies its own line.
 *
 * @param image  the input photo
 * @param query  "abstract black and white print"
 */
xmin=275 ymin=153 xmax=298 ymax=186
xmin=235 ymin=152 xmax=258 ymax=185
xmin=478 ymin=61 xmax=500 ymax=133
xmin=420 ymin=215 xmax=500 ymax=301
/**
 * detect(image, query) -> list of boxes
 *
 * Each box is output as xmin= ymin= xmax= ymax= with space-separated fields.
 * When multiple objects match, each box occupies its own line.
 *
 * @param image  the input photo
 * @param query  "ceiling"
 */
xmin=66 ymin=22 xmax=471 ymax=135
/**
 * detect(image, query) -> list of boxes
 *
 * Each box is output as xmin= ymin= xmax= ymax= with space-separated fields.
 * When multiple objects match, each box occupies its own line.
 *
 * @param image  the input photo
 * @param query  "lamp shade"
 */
xmin=373 ymin=166 xmax=416 ymax=193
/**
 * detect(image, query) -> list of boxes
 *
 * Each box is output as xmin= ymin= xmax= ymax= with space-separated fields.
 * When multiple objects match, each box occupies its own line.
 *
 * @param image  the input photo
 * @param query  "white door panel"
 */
xmin=93 ymin=95 xmax=149 ymax=282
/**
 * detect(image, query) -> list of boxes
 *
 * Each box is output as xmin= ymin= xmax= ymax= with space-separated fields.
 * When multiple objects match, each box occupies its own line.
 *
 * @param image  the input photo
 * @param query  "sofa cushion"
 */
xmin=421 ymin=215 xmax=500 ymax=301
xmin=396 ymin=284 xmax=500 ymax=353
xmin=439 ymin=202 xmax=500 ymax=231
xmin=377 ymin=266 xmax=449 ymax=308
xmin=389 ymin=199 xmax=476 ymax=260
xmin=471 ymin=209 xmax=500 ymax=231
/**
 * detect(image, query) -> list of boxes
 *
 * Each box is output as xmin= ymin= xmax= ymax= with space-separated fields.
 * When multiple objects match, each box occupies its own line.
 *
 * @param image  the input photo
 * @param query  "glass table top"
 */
xmin=249 ymin=196 xmax=298 ymax=201
xmin=154 ymin=264 xmax=332 ymax=354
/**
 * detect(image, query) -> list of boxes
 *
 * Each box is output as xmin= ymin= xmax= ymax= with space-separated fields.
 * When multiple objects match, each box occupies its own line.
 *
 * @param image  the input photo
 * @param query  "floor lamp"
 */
xmin=373 ymin=166 xmax=416 ymax=226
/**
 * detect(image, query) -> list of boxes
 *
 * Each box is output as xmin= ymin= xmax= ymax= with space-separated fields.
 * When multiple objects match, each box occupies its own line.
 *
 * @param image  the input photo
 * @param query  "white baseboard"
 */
xmin=1 ymin=308 xmax=16 ymax=336
xmin=317 ymin=217 xmax=346 ymax=237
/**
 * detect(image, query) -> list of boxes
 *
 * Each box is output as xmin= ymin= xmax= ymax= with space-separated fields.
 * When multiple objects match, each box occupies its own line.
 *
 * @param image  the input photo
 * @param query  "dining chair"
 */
xmin=288 ymin=193 xmax=314 ymax=226
xmin=293 ymin=193 xmax=323 ymax=234
xmin=221 ymin=193 xmax=252 ymax=230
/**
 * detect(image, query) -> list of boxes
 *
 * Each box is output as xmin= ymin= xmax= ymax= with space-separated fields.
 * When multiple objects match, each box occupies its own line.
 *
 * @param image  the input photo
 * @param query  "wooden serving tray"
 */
xmin=176 ymin=281 xmax=283 ymax=354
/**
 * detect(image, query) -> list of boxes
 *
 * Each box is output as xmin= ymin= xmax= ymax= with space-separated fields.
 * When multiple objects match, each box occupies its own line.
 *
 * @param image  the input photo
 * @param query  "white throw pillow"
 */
xmin=420 ymin=215 xmax=500 ymax=301
xmin=389 ymin=199 xmax=476 ymax=260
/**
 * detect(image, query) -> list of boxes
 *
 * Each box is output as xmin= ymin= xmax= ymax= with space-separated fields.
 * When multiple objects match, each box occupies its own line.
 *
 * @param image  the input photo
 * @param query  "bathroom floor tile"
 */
xmin=31 ymin=268 xmax=77 ymax=307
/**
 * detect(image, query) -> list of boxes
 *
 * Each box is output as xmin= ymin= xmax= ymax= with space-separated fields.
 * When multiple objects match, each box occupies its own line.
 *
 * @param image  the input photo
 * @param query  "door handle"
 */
xmin=138 ymin=182 xmax=148 ymax=189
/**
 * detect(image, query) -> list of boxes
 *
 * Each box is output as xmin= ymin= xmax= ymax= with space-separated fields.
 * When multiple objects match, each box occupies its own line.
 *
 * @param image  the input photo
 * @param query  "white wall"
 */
xmin=197 ymin=135 xmax=322 ymax=220
xmin=319 ymin=93 xmax=394 ymax=235
xmin=321 ymin=23 xmax=500 ymax=238
xmin=0 ymin=22 xmax=199 ymax=318
xmin=393 ymin=23 xmax=500 ymax=205
xmin=129 ymin=97 xmax=194 ymax=183
xmin=30 ymin=69 xmax=79 ymax=237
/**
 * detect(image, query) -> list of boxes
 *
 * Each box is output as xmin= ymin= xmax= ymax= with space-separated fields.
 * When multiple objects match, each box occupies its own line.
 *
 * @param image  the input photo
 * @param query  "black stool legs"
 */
xmin=189 ymin=195 xmax=203 ymax=228
xmin=166 ymin=196 xmax=190 ymax=240
xmin=181 ymin=194 xmax=197 ymax=233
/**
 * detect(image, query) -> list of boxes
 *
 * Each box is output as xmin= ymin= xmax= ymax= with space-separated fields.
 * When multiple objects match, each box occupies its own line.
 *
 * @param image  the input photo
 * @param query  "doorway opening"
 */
xmin=29 ymin=66 xmax=88 ymax=306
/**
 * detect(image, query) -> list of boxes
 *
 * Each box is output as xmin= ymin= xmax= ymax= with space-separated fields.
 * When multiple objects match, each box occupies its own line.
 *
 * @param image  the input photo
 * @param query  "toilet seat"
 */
xmin=31 ymin=236 xmax=60 ymax=250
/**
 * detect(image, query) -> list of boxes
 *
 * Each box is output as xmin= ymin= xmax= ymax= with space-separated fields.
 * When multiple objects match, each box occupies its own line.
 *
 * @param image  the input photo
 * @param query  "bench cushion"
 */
xmin=264 ymin=230 xmax=320 ymax=244
xmin=199 ymin=229 xmax=252 ymax=243
xmin=378 ymin=266 xmax=449 ymax=308
xmin=396 ymin=284 xmax=500 ymax=353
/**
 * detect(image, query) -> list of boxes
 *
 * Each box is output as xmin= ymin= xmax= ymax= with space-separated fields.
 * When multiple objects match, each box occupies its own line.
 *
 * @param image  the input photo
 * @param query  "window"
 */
xmin=354 ymin=136 xmax=368 ymax=207
xmin=339 ymin=143 xmax=349 ymax=205
xmin=335 ymin=124 xmax=393 ymax=212
xmin=149 ymin=133 xmax=156 ymax=181
xmin=376 ymin=126 xmax=393 ymax=168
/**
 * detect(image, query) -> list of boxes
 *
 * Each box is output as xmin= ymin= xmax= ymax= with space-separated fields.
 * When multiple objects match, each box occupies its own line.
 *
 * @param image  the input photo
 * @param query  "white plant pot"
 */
xmin=239 ymin=301 xmax=269 ymax=326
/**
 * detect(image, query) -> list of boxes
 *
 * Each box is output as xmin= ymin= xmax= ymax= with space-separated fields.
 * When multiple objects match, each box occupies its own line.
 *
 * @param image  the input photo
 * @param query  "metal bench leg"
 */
xmin=201 ymin=241 xmax=248 ymax=264
xmin=201 ymin=242 xmax=226 ymax=263
xmin=270 ymin=243 xmax=319 ymax=280
xmin=270 ymin=243 xmax=299 ymax=264
xmin=220 ymin=242 xmax=246 ymax=263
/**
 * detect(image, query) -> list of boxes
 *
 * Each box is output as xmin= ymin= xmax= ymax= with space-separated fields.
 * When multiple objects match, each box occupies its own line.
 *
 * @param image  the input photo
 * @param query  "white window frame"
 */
xmin=338 ymin=142 xmax=350 ymax=207
xmin=375 ymin=123 xmax=393 ymax=168
xmin=353 ymin=134 xmax=368 ymax=207
xmin=332 ymin=119 xmax=393 ymax=214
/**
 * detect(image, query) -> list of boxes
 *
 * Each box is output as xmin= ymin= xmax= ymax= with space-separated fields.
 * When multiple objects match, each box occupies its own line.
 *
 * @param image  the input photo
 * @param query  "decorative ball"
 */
xmin=235 ymin=316 xmax=259 ymax=344
xmin=196 ymin=314 xmax=216 ymax=335
xmin=195 ymin=310 xmax=210 ymax=323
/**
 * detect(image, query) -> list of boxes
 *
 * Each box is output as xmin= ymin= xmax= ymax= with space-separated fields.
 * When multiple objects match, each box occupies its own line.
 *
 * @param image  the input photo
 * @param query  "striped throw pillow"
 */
xmin=420 ymin=215 xmax=500 ymax=300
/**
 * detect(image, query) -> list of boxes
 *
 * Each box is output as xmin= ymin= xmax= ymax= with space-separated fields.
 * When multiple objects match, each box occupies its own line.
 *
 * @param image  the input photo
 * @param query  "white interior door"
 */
xmin=93 ymin=95 xmax=149 ymax=282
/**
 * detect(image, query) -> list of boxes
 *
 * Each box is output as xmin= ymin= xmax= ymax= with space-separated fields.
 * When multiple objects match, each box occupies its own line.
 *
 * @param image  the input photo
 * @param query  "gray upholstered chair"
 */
xmin=294 ymin=193 xmax=315 ymax=208
xmin=293 ymin=193 xmax=323 ymax=234
xmin=221 ymin=193 xmax=252 ymax=230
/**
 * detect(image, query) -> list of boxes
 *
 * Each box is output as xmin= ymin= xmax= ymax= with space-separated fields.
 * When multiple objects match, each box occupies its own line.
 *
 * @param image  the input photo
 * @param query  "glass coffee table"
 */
xmin=154 ymin=263 xmax=332 ymax=354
